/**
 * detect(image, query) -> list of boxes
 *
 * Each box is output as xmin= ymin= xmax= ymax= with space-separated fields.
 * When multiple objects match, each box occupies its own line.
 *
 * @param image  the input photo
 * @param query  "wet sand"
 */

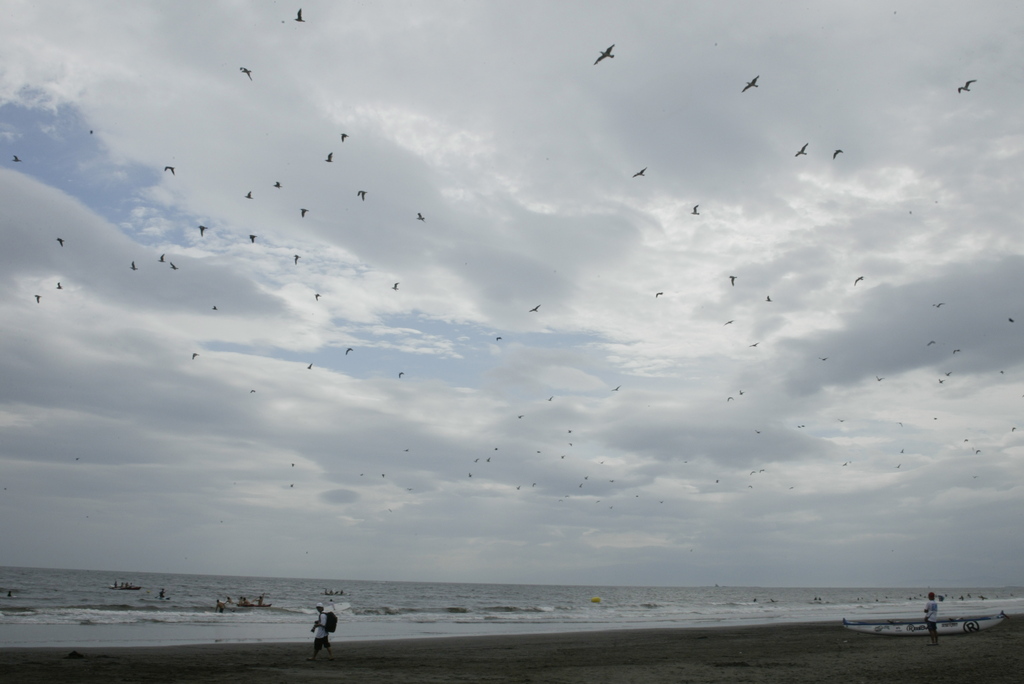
xmin=2 ymin=616 xmax=1021 ymax=683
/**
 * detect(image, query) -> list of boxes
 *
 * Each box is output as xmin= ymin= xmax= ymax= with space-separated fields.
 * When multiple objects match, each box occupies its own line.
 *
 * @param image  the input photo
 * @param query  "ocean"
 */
xmin=1 ymin=566 xmax=1019 ymax=648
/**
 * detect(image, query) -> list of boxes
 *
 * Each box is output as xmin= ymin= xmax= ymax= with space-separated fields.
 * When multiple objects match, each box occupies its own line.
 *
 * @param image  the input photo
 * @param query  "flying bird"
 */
xmin=729 ymin=275 xmax=736 ymax=286
xmin=192 ymin=353 xmax=199 ymax=360
xmin=56 ymin=282 xmax=62 ymax=289
xmin=392 ymin=282 xmax=399 ymax=290
xmin=294 ymin=255 xmax=300 ymax=264
xmin=12 ymin=155 xmax=21 ymax=162
xmin=240 ymin=67 xmax=252 ymax=80
xmin=300 ymin=208 xmax=308 ymax=217
xmin=612 ymin=386 xmax=621 ymax=391
xmin=766 ymin=295 xmax=772 ymax=302
xmin=594 ymin=44 xmax=615 ymax=65
xmin=325 ymin=152 xmax=333 ymax=162
xmin=164 ymin=166 xmax=175 ymax=175
xmin=742 ymin=75 xmax=759 ymax=92
xmin=274 ymin=181 xmax=282 ymax=188
xmin=307 ymin=363 xmax=313 ymax=370
xmin=691 ymin=205 xmax=699 ymax=215
xmin=529 ymin=305 xmax=540 ymax=312
xmin=398 ymin=372 xmax=404 ymax=378
xmin=245 ymin=191 xmax=253 ymax=199
xmin=958 ymin=79 xmax=976 ymax=93
xmin=854 ymin=276 xmax=864 ymax=285
xmin=340 ymin=133 xmax=348 ymax=142
xmin=417 ymin=212 xmax=425 ymax=221
xmin=295 ymin=8 xmax=305 ymax=22
xmin=158 ymin=254 xmax=165 ymax=262
xmin=249 ymin=235 xmax=257 ymax=243
xmin=724 ymin=320 xmax=734 ymax=325
xmin=130 ymin=261 xmax=138 ymax=271
xmin=315 ymin=294 xmax=320 ymax=300
xmin=56 ymin=238 xmax=64 ymax=246
xmin=655 ymin=292 xmax=663 ymax=297
xmin=833 ymin=149 xmax=843 ymax=159
xmin=632 ymin=167 xmax=647 ymax=177
xmin=345 ymin=348 xmax=353 ymax=355
xmin=357 ymin=190 xmax=367 ymax=200
xmin=795 ymin=143 xmax=808 ymax=157
xmin=169 ymin=262 xmax=178 ymax=270
xmin=34 ymin=295 xmax=41 ymax=303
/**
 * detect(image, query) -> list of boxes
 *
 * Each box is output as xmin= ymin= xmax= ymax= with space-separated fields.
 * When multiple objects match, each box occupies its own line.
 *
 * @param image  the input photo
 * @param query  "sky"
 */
xmin=1 ymin=1 xmax=1023 ymax=588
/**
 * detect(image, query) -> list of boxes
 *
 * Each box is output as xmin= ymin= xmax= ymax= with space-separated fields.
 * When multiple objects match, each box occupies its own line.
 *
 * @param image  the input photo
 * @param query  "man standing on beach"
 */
xmin=309 ymin=602 xmax=334 ymax=661
xmin=924 ymin=592 xmax=939 ymax=645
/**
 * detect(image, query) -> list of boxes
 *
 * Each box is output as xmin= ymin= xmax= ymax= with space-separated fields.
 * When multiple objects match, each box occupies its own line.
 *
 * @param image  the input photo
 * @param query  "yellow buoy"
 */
xmin=591 ymin=597 xmax=601 ymax=603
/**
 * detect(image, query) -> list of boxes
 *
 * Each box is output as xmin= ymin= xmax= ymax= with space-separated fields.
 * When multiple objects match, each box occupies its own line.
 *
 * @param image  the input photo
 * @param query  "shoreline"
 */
xmin=2 ymin=615 xmax=1021 ymax=683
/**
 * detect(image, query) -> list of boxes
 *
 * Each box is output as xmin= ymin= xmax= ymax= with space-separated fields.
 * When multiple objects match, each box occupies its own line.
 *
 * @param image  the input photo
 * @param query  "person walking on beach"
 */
xmin=309 ymin=602 xmax=334 ymax=661
xmin=924 ymin=592 xmax=939 ymax=645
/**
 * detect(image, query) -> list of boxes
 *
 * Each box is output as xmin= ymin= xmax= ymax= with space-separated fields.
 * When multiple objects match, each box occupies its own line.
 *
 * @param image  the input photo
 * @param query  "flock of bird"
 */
xmin=9 ymin=8 xmax=1008 ymax=526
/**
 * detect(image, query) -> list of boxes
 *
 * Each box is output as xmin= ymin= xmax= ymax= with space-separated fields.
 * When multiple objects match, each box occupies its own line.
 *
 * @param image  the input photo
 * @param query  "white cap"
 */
xmin=315 ymin=602 xmax=324 ymax=608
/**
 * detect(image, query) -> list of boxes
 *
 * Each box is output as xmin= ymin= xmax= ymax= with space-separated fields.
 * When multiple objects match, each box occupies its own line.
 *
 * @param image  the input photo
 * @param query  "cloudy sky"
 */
xmin=2 ymin=1 xmax=1023 ymax=588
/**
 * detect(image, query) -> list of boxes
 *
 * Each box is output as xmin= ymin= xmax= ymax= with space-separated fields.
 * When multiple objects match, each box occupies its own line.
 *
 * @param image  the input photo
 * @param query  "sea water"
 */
xmin=0 ymin=566 xmax=1019 ymax=648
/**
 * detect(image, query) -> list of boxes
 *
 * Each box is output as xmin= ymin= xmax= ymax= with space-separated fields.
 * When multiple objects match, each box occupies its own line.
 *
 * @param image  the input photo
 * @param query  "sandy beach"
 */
xmin=2 ymin=616 xmax=1020 ymax=683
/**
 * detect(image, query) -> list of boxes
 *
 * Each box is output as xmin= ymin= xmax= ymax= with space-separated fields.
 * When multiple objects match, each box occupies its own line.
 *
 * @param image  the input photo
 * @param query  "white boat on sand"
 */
xmin=842 ymin=611 xmax=1008 ymax=636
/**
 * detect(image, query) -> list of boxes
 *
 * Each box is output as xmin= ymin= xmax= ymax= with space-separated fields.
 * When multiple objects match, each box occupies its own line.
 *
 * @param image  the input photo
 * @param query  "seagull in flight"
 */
xmin=612 ymin=386 xmax=621 ymax=391
xmin=130 ymin=261 xmax=138 ymax=271
xmin=240 ymin=67 xmax=252 ymax=80
xmin=392 ymin=282 xmax=399 ymax=290
xmin=56 ymin=238 xmax=64 ymax=247
xmin=245 ymin=191 xmax=253 ymax=199
xmin=274 ymin=181 xmax=282 ymax=188
xmin=249 ymin=235 xmax=257 ymax=243
xmin=417 ymin=212 xmax=425 ymax=221
xmin=158 ymin=254 xmax=165 ymax=262
xmin=199 ymin=225 xmax=207 ymax=236
xmin=655 ymin=292 xmax=663 ymax=297
xmin=300 ymin=208 xmax=308 ymax=217
xmin=529 ymin=305 xmax=540 ymax=312
xmin=742 ymin=75 xmax=759 ymax=92
xmin=691 ymin=205 xmax=699 ymax=215
xmin=164 ymin=166 xmax=175 ymax=175
xmin=594 ymin=44 xmax=615 ymax=65
xmin=340 ymin=133 xmax=349 ymax=142
xmin=795 ymin=143 xmax=808 ymax=157
xmin=854 ymin=276 xmax=864 ymax=285
xmin=295 ymin=8 xmax=305 ymax=22
xmin=632 ymin=167 xmax=647 ymax=178
xmin=958 ymin=79 xmax=976 ymax=93
xmin=357 ymin=190 xmax=367 ymax=200
xmin=294 ymin=255 xmax=301 ymax=264
xmin=833 ymin=149 xmax=843 ymax=159
xmin=315 ymin=294 xmax=320 ymax=300
xmin=345 ymin=348 xmax=353 ymax=355
xmin=12 ymin=155 xmax=22 ymax=162
xmin=169 ymin=262 xmax=178 ymax=270
xmin=34 ymin=295 xmax=41 ymax=303
xmin=729 ymin=275 xmax=737 ymax=286
xmin=325 ymin=152 xmax=333 ymax=162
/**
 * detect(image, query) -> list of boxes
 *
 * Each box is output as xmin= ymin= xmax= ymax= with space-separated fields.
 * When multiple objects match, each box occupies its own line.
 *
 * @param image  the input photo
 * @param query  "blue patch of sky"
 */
xmin=0 ymin=101 xmax=187 ymax=245
xmin=204 ymin=315 xmax=616 ymax=393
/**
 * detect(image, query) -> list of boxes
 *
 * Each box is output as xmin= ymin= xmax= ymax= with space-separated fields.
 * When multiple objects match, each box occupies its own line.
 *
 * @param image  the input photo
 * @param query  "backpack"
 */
xmin=324 ymin=611 xmax=337 ymax=633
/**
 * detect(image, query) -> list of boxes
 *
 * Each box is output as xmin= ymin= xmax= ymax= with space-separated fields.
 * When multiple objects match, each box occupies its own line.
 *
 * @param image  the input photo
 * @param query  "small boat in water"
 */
xmin=842 ymin=611 xmax=1008 ymax=636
